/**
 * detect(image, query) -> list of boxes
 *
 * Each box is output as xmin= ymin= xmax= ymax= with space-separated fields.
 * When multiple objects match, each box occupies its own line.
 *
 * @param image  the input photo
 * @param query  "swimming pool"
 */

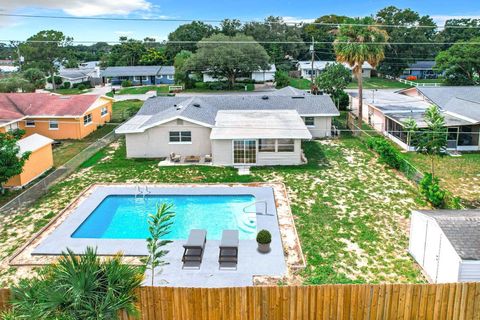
xmin=72 ymin=194 xmax=257 ymax=240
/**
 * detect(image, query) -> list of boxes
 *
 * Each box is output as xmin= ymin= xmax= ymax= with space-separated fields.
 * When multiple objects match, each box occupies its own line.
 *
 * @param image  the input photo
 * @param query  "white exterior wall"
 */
xmin=305 ymin=116 xmax=332 ymax=138
xmin=212 ymin=139 xmax=304 ymax=166
xmin=124 ymin=120 xmax=212 ymax=158
xmin=459 ymin=261 xmax=480 ymax=282
xmin=251 ymin=71 xmax=275 ymax=82
xmin=409 ymin=212 xmax=462 ymax=283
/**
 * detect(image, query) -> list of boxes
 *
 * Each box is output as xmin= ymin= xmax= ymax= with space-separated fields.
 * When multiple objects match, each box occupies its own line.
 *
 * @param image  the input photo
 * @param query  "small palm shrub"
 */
xmin=256 ymin=229 xmax=272 ymax=244
xmin=419 ymin=173 xmax=446 ymax=208
xmin=5 ymin=247 xmax=143 ymax=319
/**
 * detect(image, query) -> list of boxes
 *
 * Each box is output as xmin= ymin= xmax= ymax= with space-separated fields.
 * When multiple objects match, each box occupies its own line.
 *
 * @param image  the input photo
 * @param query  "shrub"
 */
xmin=47 ymin=75 xmax=62 ymax=85
xmin=274 ymin=70 xmax=290 ymax=88
xmin=5 ymin=247 xmax=142 ymax=319
xmin=419 ymin=173 xmax=446 ymax=208
xmin=62 ymin=81 xmax=71 ymax=89
xmin=256 ymin=229 xmax=272 ymax=244
xmin=122 ymin=80 xmax=133 ymax=87
xmin=76 ymin=84 xmax=86 ymax=90
xmin=331 ymin=90 xmax=350 ymax=110
xmin=366 ymin=137 xmax=403 ymax=169
xmin=406 ymin=75 xmax=417 ymax=81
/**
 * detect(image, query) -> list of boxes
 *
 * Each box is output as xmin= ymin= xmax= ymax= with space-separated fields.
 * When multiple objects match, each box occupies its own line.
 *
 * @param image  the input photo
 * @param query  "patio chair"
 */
xmin=170 ymin=152 xmax=181 ymax=163
xmin=182 ymin=229 xmax=207 ymax=269
xmin=218 ymin=230 xmax=239 ymax=270
xmin=204 ymin=154 xmax=212 ymax=163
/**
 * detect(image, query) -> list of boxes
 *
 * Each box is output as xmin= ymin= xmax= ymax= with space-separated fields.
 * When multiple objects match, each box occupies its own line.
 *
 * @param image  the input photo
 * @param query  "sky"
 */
xmin=1 ymin=0 xmax=480 ymax=43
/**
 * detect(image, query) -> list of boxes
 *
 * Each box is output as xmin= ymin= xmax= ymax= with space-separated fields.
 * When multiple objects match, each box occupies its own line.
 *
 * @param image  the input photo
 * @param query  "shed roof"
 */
xmin=417 ymin=210 xmax=480 ymax=260
xmin=210 ymin=110 xmax=312 ymax=140
xmin=17 ymin=133 xmax=54 ymax=154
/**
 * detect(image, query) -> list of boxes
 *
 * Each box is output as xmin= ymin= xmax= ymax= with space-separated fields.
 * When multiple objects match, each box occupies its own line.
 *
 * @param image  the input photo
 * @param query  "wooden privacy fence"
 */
xmin=2 ymin=283 xmax=480 ymax=319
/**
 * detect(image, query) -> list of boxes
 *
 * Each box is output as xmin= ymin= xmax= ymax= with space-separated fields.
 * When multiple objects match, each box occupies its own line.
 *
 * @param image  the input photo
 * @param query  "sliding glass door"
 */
xmin=233 ymin=140 xmax=257 ymax=164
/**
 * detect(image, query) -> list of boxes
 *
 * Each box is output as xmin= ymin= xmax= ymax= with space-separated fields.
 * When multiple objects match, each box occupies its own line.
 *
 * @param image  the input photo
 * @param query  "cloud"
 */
xmin=431 ymin=15 xmax=480 ymax=26
xmin=2 ymin=0 xmax=152 ymax=17
xmin=281 ymin=16 xmax=316 ymax=25
xmin=114 ymin=30 xmax=135 ymax=37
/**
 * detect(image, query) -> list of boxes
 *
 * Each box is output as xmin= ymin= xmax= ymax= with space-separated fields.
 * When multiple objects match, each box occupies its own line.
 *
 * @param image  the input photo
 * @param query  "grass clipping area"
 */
xmin=0 ymin=138 xmax=426 ymax=286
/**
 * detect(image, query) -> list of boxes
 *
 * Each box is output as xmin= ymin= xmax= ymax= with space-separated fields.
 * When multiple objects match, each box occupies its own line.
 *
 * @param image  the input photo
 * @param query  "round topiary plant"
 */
xmin=256 ymin=229 xmax=272 ymax=244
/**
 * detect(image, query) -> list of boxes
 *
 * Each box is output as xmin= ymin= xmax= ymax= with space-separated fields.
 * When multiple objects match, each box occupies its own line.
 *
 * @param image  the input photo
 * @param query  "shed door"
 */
xmin=423 ymin=223 xmax=442 ymax=283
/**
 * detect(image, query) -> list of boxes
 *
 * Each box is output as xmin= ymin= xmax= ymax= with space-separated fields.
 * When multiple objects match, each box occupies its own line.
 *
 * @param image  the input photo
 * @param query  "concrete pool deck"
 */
xmin=9 ymin=183 xmax=305 ymax=287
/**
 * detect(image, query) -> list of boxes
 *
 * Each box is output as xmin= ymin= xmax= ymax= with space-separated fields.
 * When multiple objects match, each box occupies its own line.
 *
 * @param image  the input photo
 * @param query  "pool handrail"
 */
xmin=243 ymin=200 xmax=269 ymax=215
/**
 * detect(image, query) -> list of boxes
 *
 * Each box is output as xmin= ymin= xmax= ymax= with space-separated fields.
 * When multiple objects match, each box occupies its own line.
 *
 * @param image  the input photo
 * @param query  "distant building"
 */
xmin=402 ymin=61 xmax=444 ymax=79
xmin=0 ymin=59 xmax=19 ymax=73
xmin=101 ymin=66 xmax=175 ymax=86
xmin=297 ymin=61 xmax=373 ymax=80
xmin=203 ymin=64 xmax=277 ymax=83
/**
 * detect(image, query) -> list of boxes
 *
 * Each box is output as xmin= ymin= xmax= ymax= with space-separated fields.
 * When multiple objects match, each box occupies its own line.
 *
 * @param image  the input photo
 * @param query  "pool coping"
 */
xmin=8 ymin=183 xmax=306 ymax=284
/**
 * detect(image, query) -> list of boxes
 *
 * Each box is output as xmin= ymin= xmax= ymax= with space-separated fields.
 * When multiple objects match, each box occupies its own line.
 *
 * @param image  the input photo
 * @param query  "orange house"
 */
xmin=4 ymin=134 xmax=54 ymax=188
xmin=0 ymin=93 xmax=114 ymax=140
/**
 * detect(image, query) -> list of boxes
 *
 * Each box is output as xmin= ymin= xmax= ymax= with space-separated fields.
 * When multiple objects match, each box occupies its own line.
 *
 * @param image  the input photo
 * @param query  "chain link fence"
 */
xmin=1 ymin=129 xmax=120 ymax=214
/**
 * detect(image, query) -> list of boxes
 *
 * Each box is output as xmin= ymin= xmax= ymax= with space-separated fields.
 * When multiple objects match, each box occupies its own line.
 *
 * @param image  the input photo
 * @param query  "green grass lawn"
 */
xmin=118 ymin=85 xmax=170 ymax=95
xmin=0 ymin=135 xmax=427 ymax=286
xmin=46 ymin=88 xmax=92 ymax=95
xmin=347 ymin=78 xmax=411 ymax=90
xmin=403 ymin=152 xmax=480 ymax=206
xmin=289 ymin=78 xmax=312 ymax=90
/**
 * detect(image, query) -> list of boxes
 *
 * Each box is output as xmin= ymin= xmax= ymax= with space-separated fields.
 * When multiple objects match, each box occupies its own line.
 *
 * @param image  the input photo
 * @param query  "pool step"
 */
xmin=236 ymin=213 xmax=257 ymax=234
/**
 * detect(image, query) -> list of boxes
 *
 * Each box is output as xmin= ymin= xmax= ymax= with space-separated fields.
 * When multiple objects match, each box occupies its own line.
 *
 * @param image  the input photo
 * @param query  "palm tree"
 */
xmin=334 ymin=17 xmax=389 ymax=133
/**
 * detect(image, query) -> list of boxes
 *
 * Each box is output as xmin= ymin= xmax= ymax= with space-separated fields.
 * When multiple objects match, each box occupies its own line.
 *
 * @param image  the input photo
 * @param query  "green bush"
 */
xmin=274 ymin=70 xmax=290 ymax=88
xmin=366 ymin=137 xmax=403 ymax=169
xmin=122 ymin=80 xmax=133 ymax=87
xmin=256 ymin=229 xmax=272 ymax=244
xmin=419 ymin=173 xmax=446 ymax=208
xmin=331 ymin=90 xmax=350 ymax=111
xmin=47 ymin=75 xmax=62 ymax=85
xmin=5 ymin=247 xmax=142 ymax=319
xmin=72 ymin=81 xmax=92 ymax=89
xmin=62 ymin=81 xmax=71 ymax=89
xmin=76 ymin=84 xmax=86 ymax=90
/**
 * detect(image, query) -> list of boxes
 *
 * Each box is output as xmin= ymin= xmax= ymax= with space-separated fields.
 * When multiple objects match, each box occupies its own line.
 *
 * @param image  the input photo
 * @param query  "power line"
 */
xmin=1 ymin=13 xmax=480 ymax=30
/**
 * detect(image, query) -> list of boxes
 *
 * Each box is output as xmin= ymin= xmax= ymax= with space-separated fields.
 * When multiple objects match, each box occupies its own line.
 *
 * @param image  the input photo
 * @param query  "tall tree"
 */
xmin=334 ymin=17 xmax=389 ymax=132
xmin=315 ymin=63 xmax=351 ymax=109
xmin=165 ymin=21 xmax=216 ymax=61
xmin=436 ymin=37 xmax=480 ymax=85
xmin=104 ymin=38 xmax=147 ymax=67
xmin=0 ymin=130 xmax=31 ymax=193
xmin=243 ymin=16 xmax=306 ymax=63
xmin=187 ymin=34 xmax=270 ymax=88
xmin=139 ymin=47 xmax=167 ymax=65
xmin=375 ymin=6 xmax=437 ymax=77
xmin=20 ymin=30 xmax=72 ymax=91
xmin=22 ymin=68 xmax=46 ymax=89
xmin=404 ymin=105 xmax=447 ymax=178
xmin=436 ymin=19 xmax=480 ymax=50
xmin=302 ymin=15 xmax=348 ymax=60
xmin=174 ymin=50 xmax=194 ymax=87
xmin=221 ymin=19 xmax=242 ymax=36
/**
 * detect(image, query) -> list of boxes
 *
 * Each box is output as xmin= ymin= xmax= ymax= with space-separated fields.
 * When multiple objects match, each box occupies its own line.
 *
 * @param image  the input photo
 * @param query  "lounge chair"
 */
xmin=170 ymin=152 xmax=181 ymax=163
xmin=182 ymin=229 xmax=207 ymax=269
xmin=218 ymin=230 xmax=239 ymax=269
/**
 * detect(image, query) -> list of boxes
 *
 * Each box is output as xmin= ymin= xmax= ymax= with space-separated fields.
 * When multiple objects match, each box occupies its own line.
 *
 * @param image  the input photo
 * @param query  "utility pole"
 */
xmin=310 ymin=36 xmax=315 ymax=84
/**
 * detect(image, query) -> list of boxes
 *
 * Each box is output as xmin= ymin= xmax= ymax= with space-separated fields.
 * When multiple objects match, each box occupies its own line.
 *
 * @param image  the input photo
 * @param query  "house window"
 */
xmin=167 ymin=75 xmax=174 ymax=80
xmin=134 ymin=76 xmax=148 ymax=81
xmin=6 ymin=122 xmax=19 ymax=132
xmin=169 ymin=131 xmax=192 ymax=143
xmin=49 ymin=120 xmax=59 ymax=130
xmin=83 ymin=114 xmax=92 ymax=126
xmin=277 ymin=139 xmax=295 ymax=152
xmin=25 ymin=120 xmax=36 ymax=127
xmin=304 ymin=117 xmax=315 ymax=126
xmin=258 ymin=139 xmax=276 ymax=152
xmin=101 ymin=107 xmax=108 ymax=117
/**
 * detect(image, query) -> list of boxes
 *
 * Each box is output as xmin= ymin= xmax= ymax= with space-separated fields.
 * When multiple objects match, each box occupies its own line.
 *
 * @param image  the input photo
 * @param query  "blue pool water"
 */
xmin=72 ymin=195 xmax=257 ymax=240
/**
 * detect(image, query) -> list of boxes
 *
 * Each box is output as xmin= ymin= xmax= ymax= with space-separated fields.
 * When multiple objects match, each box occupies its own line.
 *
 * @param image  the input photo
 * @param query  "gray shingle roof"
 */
xmin=116 ymin=87 xmax=339 ymax=133
xmin=386 ymin=111 xmax=472 ymax=128
xmin=159 ymin=66 xmax=175 ymax=75
xmin=407 ymin=60 xmax=436 ymax=70
xmin=417 ymin=86 xmax=480 ymax=122
xmin=101 ymin=66 xmax=173 ymax=77
xmin=419 ymin=210 xmax=480 ymax=260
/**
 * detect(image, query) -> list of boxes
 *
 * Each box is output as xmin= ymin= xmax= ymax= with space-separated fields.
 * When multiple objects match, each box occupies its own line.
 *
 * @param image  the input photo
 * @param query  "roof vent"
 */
xmin=193 ymin=103 xmax=201 ymax=108
xmin=261 ymin=95 xmax=269 ymax=100
xmin=292 ymin=96 xmax=305 ymax=99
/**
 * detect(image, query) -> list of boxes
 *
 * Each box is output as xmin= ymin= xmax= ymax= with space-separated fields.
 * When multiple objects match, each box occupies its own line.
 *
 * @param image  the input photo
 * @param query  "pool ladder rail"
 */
xmin=243 ymin=200 xmax=271 ymax=216
xmin=134 ymin=185 xmax=152 ymax=200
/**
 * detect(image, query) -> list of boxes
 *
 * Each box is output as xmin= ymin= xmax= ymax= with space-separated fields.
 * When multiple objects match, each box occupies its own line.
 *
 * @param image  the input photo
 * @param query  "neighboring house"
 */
xmin=79 ymin=61 xmax=100 ymax=69
xmin=349 ymin=86 xmax=480 ymax=151
xmin=297 ymin=61 xmax=373 ymax=80
xmin=46 ymin=67 xmax=101 ymax=89
xmin=4 ymin=134 xmax=54 ymax=188
xmin=0 ymin=93 xmax=113 ymax=140
xmin=409 ymin=210 xmax=480 ymax=283
xmin=203 ymin=64 xmax=277 ymax=83
xmin=0 ymin=59 xmax=19 ymax=73
xmin=115 ymin=86 xmax=339 ymax=166
xmin=402 ymin=61 xmax=443 ymax=79
xmin=101 ymin=66 xmax=175 ymax=85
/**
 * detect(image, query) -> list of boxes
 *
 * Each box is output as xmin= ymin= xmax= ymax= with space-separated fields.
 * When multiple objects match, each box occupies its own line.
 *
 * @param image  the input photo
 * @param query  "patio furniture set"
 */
xmin=182 ymin=229 xmax=239 ymax=270
xmin=170 ymin=153 xmax=212 ymax=163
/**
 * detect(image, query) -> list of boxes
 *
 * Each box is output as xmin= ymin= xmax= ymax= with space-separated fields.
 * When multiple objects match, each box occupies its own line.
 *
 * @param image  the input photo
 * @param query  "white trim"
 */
xmin=300 ymin=113 xmax=339 ymax=117
xmin=168 ymin=142 xmax=193 ymax=145
xmin=48 ymin=120 xmax=59 ymax=130
xmin=130 ymin=116 xmax=212 ymax=133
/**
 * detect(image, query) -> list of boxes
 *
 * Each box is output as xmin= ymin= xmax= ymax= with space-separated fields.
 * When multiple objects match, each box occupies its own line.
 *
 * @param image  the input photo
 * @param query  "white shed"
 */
xmin=409 ymin=210 xmax=480 ymax=283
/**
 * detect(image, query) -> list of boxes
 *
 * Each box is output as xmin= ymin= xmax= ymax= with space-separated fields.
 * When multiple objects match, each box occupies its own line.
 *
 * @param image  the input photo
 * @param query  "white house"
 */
xmin=297 ymin=61 xmax=373 ymax=80
xmin=115 ymin=86 xmax=340 ymax=166
xmin=409 ymin=210 xmax=480 ymax=283
xmin=203 ymin=64 xmax=276 ymax=83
